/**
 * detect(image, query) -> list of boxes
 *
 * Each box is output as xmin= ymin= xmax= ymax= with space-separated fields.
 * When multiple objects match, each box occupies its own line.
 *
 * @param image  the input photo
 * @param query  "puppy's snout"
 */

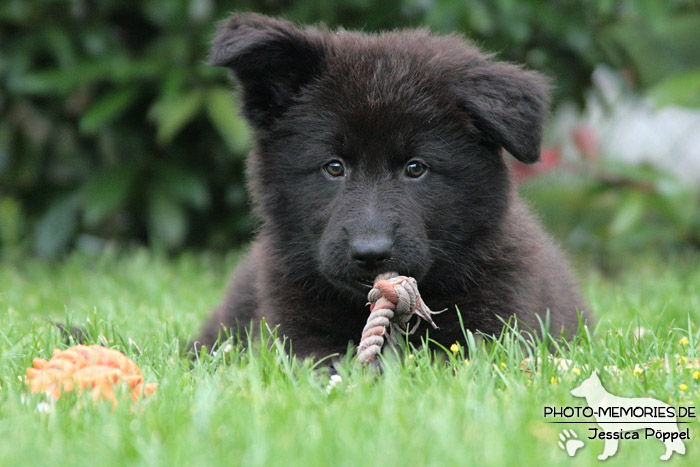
xmin=349 ymin=236 xmax=392 ymax=269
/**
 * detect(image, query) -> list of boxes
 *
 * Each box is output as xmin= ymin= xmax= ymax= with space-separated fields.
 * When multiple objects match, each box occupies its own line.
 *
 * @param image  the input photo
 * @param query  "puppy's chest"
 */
xmin=260 ymin=291 xmax=369 ymax=336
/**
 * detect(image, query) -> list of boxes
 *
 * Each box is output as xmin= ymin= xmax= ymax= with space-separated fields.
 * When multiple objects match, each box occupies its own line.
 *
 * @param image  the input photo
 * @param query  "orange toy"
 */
xmin=25 ymin=345 xmax=157 ymax=404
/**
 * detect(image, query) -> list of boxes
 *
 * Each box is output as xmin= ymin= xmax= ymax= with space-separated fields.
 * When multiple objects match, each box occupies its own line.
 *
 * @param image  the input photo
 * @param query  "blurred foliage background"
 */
xmin=1 ymin=0 xmax=699 ymax=262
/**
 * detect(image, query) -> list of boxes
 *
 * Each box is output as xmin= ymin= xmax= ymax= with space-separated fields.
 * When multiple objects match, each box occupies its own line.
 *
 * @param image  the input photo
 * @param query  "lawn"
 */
xmin=0 ymin=249 xmax=698 ymax=466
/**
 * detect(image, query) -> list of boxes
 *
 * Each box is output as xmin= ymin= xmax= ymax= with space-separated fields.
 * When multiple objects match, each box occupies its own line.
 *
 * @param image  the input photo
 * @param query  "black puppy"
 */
xmin=195 ymin=13 xmax=587 ymax=359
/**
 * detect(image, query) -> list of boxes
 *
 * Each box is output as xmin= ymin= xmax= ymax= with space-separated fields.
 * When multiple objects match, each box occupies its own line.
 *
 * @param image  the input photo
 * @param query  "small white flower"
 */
xmin=325 ymin=374 xmax=343 ymax=393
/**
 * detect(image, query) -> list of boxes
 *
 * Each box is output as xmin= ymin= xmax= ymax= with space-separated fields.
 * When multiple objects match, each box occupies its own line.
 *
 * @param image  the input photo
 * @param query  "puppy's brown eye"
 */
xmin=405 ymin=161 xmax=427 ymax=178
xmin=324 ymin=161 xmax=345 ymax=177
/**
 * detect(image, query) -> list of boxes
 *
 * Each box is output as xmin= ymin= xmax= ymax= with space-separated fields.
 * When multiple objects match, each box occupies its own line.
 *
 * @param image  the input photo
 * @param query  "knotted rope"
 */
xmin=356 ymin=272 xmax=446 ymax=366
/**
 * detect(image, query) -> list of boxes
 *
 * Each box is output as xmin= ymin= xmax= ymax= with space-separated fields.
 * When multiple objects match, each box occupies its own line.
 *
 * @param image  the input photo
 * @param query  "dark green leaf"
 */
xmin=604 ymin=15 xmax=700 ymax=88
xmin=147 ymin=187 xmax=187 ymax=250
xmin=155 ymin=166 xmax=210 ymax=210
xmin=609 ymin=192 xmax=645 ymax=236
xmin=34 ymin=194 xmax=80 ymax=258
xmin=648 ymin=69 xmax=700 ymax=108
xmin=79 ymin=88 xmax=140 ymax=134
xmin=206 ymin=87 xmax=251 ymax=155
xmin=151 ymin=90 xmax=203 ymax=145
xmin=82 ymin=167 xmax=139 ymax=227
xmin=0 ymin=196 xmax=23 ymax=247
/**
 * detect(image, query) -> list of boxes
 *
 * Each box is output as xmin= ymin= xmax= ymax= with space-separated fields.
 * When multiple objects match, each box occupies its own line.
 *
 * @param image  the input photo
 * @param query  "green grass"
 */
xmin=1 ymin=249 xmax=699 ymax=466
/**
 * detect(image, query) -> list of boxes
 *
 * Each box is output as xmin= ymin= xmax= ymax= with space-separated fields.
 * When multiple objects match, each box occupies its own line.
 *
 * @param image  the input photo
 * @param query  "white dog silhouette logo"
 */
xmin=570 ymin=371 xmax=686 ymax=461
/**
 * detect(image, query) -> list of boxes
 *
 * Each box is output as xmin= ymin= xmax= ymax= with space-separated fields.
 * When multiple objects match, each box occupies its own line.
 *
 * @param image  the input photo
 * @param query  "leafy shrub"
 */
xmin=1 ymin=0 xmax=254 ymax=256
xmin=521 ymin=161 xmax=700 ymax=271
xmin=1 ymin=0 xmax=698 ymax=257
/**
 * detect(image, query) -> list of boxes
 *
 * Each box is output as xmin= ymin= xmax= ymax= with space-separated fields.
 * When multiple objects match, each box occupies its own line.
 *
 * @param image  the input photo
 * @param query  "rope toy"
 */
xmin=356 ymin=273 xmax=445 ymax=366
xmin=25 ymin=345 xmax=157 ymax=405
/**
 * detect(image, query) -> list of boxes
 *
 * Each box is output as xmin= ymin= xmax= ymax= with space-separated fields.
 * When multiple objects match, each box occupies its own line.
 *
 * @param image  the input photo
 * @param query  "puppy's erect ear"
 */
xmin=209 ymin=13 xmax=325 ymax=128
xmin=452 ymin=60 xmax=550 ymax=163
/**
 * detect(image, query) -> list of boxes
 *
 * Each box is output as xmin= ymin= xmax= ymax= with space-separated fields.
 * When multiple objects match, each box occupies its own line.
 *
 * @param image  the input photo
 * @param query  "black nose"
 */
xmin=350 ymin=236 xmax=392 ymax=268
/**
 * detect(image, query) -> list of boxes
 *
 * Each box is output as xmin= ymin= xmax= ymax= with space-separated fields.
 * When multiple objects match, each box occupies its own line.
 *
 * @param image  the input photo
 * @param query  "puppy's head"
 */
xmin=211 ymin=14 xmax=550 ymax=297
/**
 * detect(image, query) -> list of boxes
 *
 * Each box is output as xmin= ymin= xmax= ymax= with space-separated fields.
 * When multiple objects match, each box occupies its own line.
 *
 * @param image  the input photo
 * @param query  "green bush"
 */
xmin=521 ymin=162 xmax=700 ymax=272
xmin=1 ymin=0 xmax=698 ymax=257
xmin=1 ymin=0 xmax=256 ymax=256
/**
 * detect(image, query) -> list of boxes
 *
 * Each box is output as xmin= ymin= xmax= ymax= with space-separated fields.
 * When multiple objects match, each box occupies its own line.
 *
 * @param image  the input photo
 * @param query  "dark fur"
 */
xmin=195 ymin=14 xmax=588 ymax=359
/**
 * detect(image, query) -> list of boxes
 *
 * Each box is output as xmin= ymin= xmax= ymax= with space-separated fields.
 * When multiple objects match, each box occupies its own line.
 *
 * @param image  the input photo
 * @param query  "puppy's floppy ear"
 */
xmin=209 ymin=13 xmax=325 ymax=128
xmin=452 ymin=61 xmax=550 ymax=163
